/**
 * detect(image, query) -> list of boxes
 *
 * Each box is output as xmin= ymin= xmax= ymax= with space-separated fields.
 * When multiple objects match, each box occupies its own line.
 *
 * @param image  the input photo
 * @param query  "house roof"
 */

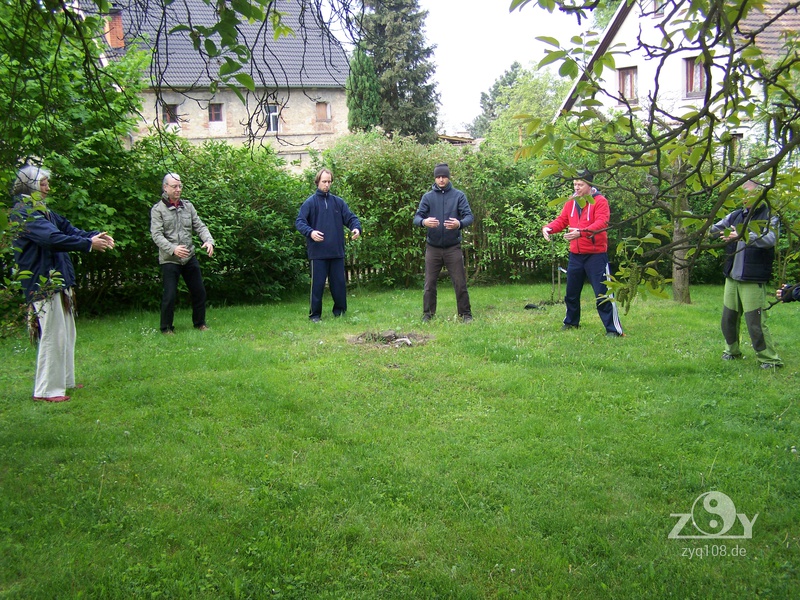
xmin=101 ymin=0 xmax=349 ymax=90
xmin=556 ymin=0 xmax=800 ymax=118
xmin=738 ymin=1 xmax=800 ymax=62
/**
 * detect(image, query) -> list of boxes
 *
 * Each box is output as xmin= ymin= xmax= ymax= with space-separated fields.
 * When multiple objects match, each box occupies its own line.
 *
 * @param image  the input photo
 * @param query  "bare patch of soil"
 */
xmin=348 ymin=330 xmax=431 ymax=348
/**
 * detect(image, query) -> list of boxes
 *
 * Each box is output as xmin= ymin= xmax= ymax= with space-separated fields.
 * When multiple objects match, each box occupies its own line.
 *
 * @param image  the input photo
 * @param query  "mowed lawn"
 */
xmin=1 ymin=284 xmax=798 ymax=599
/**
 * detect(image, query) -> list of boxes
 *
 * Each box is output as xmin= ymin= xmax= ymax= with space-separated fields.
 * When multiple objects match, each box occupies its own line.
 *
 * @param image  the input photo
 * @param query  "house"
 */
xmin=102 ymin=0 xmax=350 ymax=168
xmin=556 ymin=0 xmax=800 ymax=140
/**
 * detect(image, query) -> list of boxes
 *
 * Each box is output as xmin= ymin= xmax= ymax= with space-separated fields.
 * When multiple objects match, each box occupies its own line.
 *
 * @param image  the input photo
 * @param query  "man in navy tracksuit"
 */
xmin=295 ymin=168 xmax=362 ymax=322
xmin=413 ymin=163 xmax=474 ymax=322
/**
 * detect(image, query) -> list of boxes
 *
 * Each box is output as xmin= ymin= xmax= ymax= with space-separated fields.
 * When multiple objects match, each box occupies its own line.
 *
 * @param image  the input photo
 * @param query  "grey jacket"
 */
xmin=150 ymin=198 xmax=214 ymax=265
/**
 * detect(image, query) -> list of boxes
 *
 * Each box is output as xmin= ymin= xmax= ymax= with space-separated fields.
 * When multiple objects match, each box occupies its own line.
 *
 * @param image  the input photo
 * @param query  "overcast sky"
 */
xmin=416 ymin=0 xmax=582 ymax=134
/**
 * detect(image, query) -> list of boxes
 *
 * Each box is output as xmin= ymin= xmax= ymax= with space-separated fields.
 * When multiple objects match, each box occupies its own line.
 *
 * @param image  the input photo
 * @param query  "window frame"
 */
xmin=618 ymin=67 xmax=638 ymax=105
xmin=315 ymin=101 xmax=331 ymax=122
xmin=163 ymin=103 xmax=180 ymax=125
xmin=266 ymin=104 xmax=279 ymax=133
xmin=208 ymin=103 xmax=224 ymax=123
xmin=685 ymin=57 xmax=707 ymax=98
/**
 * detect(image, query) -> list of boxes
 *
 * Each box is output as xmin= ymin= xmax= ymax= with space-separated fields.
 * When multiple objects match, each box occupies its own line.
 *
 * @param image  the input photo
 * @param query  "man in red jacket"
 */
xmin=542 ymin=170 xmax=624 ymax=337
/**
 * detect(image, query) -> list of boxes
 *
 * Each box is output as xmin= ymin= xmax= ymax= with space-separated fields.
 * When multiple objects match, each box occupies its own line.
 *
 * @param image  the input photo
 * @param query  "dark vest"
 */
xmin=722 ymin=205 xmax=775 ymax=282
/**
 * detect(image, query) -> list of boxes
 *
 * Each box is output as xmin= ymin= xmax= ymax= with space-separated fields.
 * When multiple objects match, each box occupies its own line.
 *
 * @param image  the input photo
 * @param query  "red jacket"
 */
xmin=546 ymin=192 xmax=610 ymax=254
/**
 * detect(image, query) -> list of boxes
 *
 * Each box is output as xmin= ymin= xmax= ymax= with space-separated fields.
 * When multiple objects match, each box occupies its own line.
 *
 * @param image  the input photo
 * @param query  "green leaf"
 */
xmin=233 ymin=73 xmax=255 ymax=91
xmin=219 ymin=59 xmax=241 ymax=77
xmin=539 ymin=164 xmax=560 ymax=178
xmin=538 ymin=50 xmax=567 ymax=69
xmin=535 ymin=36 xmax=561 ymax=49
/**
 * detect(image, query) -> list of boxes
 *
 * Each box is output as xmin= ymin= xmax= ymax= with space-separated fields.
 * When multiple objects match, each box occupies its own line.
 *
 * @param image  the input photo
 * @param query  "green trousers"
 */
xmin=721 ymin=278 xmax=782 ymax=365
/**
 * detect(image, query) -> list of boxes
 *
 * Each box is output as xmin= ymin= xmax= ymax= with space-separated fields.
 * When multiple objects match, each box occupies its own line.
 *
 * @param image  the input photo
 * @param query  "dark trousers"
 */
xmin=423 ymin=244 xmax=471 ymax=318
xmin=160 ymin=257 xmax=207 ymax=331
xmin=564 ymin=252 xmax=622 ymax=334
xmin=309 ymin=258 xmax=347 ymax=319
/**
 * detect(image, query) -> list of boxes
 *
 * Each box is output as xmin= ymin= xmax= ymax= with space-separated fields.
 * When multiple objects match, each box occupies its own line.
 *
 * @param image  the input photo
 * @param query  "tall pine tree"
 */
xmin=346 ymin=44 xmax=382 ymax=131
xmin=361 ymin=0 xmax=439 ymax=144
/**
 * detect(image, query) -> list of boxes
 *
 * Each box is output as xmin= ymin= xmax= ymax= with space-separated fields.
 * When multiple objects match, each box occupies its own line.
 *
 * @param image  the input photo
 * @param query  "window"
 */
xmin=685 ymin=57 xmax=707 ymax=97
xmin=208 ymin=103 xmax=223 ymax=122
xmin=618 ymin=67 xmax=638 ymax=104
xmin=316 ymin=101 xmax=331 ymax=122
xmin=266 ymin=105 xmax=279 ymax=132
xmin=163 ymin=104 xmax=180 ymax=125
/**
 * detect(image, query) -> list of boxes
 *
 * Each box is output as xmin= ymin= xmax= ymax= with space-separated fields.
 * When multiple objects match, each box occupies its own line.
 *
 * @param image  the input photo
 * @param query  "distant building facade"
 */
xmin=102 ymin=0 xmax=350 ymax=168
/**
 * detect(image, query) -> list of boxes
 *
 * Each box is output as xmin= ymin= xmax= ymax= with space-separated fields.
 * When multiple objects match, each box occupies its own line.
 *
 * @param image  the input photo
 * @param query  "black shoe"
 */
xmin=421 ymin=314 xmax=432 ymax=323
xmin=722 ymin=353 xmax=743 ymax=361
xmin=606 ymin=331 xmax=624 ymax=338
xmin=310 ymin=316 xmax=321 ymax=323
xmin=760 ymin=362 xmax=783 ymax=369
xmin=461 ymin=314 xmax=473 ymax=323
xmin=561 ymin=324 xmax=578 ymax=331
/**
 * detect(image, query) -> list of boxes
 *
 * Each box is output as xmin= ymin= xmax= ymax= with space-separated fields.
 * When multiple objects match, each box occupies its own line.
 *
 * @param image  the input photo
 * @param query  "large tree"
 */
xmin=0 ymin=0 xmax=146 ymax=334
xmin=360 ymin=0 xmax=439 ymax=143
xmin=346 ymin=44 xmax=382 ymax=131
xmin=513 ymin=0 xmax=800 ymax=307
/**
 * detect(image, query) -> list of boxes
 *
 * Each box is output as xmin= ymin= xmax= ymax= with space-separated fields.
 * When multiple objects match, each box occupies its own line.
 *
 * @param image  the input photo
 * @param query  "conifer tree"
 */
xmin=346 ymin=45 xmax=382 ymax=131
xmin=361 ymin=0 xmax=439 ymax=144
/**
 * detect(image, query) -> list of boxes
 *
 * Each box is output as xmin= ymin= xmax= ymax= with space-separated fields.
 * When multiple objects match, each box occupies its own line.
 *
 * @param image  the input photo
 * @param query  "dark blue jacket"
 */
xmin=11 ymin=199 xmax=97 ymax=303
xmin=413 ymin=182 xmax=473 ymax=248
xmin=295 ymin=189 xmax=361 ymax=260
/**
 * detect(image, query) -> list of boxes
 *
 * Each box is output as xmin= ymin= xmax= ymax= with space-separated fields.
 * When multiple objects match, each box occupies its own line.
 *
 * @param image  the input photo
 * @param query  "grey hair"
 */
xmin=12 ymin=165 xmax=51 ymax=196
xmin=162 ymin=173 xmax=181 ymax=187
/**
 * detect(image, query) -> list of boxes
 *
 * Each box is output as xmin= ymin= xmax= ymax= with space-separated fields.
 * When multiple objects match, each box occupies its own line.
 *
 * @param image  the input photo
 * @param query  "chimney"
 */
xmin=105 ymin=9 xmax=124 ymax=49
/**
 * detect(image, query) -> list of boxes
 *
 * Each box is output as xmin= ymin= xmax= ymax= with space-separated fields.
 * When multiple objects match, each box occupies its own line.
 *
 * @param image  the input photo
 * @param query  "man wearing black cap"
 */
xmin=542 ymin=169 xmax=623 ymax=337
xmin=413 ymin=163 xmax=474 ymax=322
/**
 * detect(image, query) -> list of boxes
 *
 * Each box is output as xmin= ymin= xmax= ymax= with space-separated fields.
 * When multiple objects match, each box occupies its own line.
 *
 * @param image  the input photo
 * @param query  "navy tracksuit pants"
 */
xmin=564 ymin=252 xmax=623 ymax=334
xmin=309 ymin=258 xmax=347 ymax=319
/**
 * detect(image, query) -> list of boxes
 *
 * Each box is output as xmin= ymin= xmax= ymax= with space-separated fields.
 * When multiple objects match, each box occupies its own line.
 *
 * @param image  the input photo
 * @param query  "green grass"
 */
xmin=1 ymin=284 xmax=799 ymax=598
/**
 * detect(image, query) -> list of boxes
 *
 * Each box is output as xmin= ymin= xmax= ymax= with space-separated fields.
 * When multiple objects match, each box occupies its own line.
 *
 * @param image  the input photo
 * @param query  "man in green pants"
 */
xmin=710 ymin=180 xmax=783 ymax=369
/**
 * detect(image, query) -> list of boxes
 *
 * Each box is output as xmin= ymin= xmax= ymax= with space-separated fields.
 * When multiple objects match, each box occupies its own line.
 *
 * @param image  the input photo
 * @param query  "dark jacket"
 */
xmin=295 ymin=189 xmax=361 ymax=260
xmin=413 ymin=182 xmax=473 ymax=248
xmin=11 ymin=199 xmax=97 ymax=303
xmin=710 ymin=204 xmax=778 ymax=283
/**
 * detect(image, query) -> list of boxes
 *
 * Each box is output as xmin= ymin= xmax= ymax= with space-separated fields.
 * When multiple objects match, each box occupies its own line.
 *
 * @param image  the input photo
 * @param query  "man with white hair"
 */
xmin=150 ymin=173 xmax=214 ymax=334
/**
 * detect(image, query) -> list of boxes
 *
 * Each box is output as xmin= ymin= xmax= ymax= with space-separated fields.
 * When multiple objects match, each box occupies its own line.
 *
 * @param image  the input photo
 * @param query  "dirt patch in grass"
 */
xmin=348 ymin=330 xmax=431 ymax=348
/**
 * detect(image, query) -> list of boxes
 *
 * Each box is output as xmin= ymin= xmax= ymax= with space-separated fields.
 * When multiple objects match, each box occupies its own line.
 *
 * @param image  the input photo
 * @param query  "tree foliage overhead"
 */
xmin=513 ymin=0 xmax=800 ymax=306
xmin=0 ymin=0 xmax=145 ymax=180
xmin=359 ymin=0 xmax=440 ymax=144
xmin=346 ymin=44 xmax=382 ymax=131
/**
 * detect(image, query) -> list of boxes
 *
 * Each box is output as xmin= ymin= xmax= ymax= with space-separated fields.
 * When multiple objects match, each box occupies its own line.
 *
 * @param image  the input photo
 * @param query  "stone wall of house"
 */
xmin=134 ymin=87 xmax=349 ymax=170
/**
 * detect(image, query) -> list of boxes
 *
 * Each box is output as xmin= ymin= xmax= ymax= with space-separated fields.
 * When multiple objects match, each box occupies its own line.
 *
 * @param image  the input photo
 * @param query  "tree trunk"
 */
xmin=672 ymin=218 xmax=692 ymax=304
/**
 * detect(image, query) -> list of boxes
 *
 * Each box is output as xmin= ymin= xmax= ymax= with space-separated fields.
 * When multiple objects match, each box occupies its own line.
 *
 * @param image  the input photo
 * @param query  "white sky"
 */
xmin=417 ymin=0 xmax=582 ymax=134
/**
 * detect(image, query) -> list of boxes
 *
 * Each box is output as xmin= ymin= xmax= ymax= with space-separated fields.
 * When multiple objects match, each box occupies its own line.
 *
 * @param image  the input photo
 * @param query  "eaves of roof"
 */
xmin=555 ymin=0 xmax=637 ymax=120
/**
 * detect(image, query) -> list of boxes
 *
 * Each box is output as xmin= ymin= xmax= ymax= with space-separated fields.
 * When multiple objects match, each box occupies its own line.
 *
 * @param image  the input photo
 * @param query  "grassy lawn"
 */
xmin=1 ymin=284 xmax=798 ymax=598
